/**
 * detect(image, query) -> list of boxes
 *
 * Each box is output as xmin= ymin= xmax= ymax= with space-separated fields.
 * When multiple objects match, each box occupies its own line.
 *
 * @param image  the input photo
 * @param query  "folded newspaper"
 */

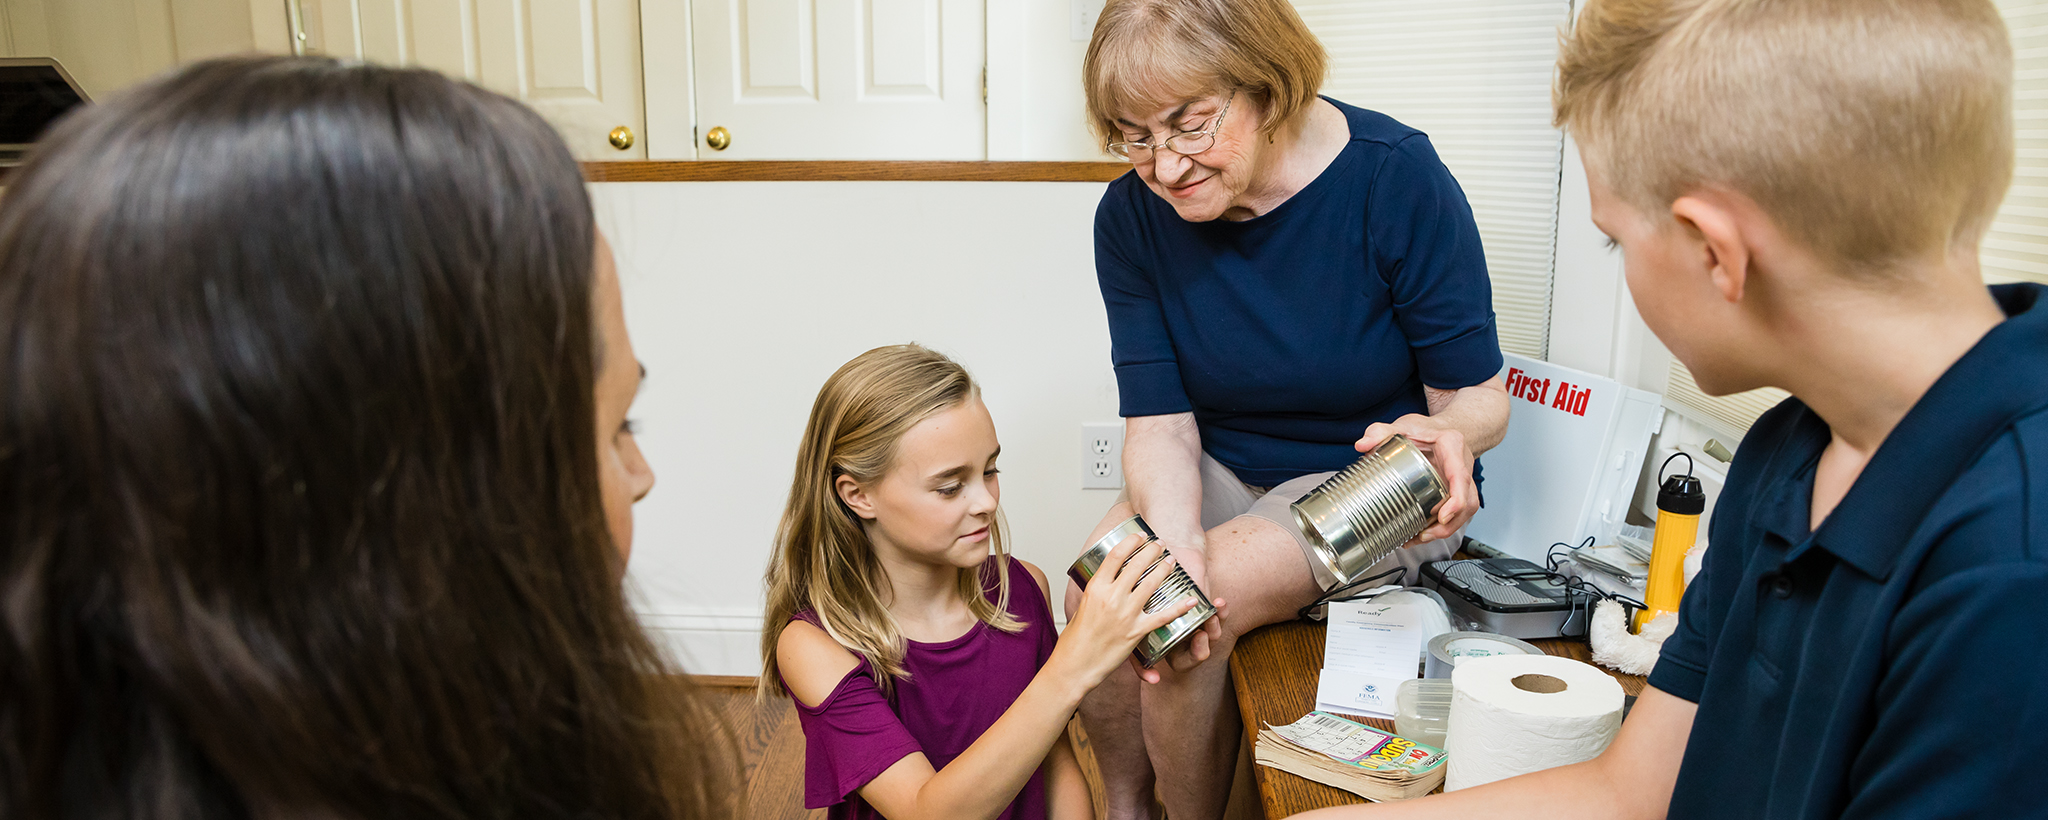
xmin=1253 ymin=711 xmax=1448 ymax=801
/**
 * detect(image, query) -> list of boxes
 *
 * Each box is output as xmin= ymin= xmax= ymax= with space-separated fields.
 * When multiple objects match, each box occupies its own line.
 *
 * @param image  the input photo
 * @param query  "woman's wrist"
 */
xmin=1126 ymin=495 xmax=1206 ymax=551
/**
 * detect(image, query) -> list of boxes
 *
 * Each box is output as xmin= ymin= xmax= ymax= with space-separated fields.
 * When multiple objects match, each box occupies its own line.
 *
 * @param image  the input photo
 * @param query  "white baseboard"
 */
xmin=639 ymin=609 xmax=766 ymax=677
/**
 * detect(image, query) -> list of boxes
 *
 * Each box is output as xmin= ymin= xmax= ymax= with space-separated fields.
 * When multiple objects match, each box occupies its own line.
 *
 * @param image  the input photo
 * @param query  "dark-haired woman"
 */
xmin=0 ymin=56 xmax=731 ymax=818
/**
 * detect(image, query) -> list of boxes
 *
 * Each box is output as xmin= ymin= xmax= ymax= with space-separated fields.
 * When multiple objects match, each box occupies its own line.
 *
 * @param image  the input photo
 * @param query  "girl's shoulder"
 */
xmin=777 ymin=616 xmax=862 ymax=709
xmin=981 ymin=556 xmax=1052 ymax=612
xmin=1015 ymin=557 xmax=1052 ymax=602
xmin=984 ymin=558 xmax=1059 ymax=643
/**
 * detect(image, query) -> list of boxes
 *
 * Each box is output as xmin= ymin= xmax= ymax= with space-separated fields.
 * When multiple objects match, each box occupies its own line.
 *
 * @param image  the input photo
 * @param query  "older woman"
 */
xmin=1063 ymin=1 xmax=1511 ymax=817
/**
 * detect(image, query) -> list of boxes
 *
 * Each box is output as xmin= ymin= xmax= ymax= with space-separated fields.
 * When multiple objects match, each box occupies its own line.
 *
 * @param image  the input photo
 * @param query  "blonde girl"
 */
xmin=761 ymin=344 xmax=1202 ymax=820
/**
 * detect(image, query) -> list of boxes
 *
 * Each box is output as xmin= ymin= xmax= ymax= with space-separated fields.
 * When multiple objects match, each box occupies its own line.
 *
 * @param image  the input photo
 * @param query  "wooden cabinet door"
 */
xmin=689 ymin=0 xmax=985 ymax=159
xmin=297 ymin=0 xmax=645 ymax=159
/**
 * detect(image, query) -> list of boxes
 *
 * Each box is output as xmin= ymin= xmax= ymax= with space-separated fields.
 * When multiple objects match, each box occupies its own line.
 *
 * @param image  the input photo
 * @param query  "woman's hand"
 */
xmin=1051 ymin=535 xmax=1200 ymax=691
xmin=1356 ymin=415 xmax=1478 ymax=542
xmin=1153 ymin=545 xmax=1227 ymax=676
xmin=1117 ymin=412 xmax=1224 ymax=680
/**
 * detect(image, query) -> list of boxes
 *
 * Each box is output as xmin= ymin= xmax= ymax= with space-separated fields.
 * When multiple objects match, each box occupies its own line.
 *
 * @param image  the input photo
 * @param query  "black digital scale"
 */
xmin=1420 ymin=558 xmax=1594 ymax=639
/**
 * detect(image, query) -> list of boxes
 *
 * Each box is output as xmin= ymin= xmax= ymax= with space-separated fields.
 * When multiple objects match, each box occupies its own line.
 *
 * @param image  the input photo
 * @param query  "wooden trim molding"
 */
xmin=690 ymin=674 xmax=758 ymax=690
xmin=582 ymin=160 xmax=1129 ymax=183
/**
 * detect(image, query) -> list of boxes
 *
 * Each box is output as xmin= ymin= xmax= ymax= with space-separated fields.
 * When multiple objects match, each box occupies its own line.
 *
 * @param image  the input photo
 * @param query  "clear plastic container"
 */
xmin=1395 ymin=678 xmax=1453 ymax=749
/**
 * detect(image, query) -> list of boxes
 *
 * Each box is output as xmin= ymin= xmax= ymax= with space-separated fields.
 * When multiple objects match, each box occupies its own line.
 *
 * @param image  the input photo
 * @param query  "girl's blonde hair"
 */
xmin=759 ymin=344 xmax=1022 ymax=699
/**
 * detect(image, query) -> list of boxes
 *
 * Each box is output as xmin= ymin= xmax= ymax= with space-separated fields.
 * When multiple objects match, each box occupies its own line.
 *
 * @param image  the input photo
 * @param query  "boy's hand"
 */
xmin=1356 ymin=417 xmax=1478 ymax=542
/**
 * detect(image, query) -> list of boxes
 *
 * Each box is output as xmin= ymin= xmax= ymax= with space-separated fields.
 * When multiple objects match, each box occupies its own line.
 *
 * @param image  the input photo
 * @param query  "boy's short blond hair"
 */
xmin=1083 ymin=0 xmax=1327 ymax=145
xmin=1555 ymin=0 xmax=2014 ymax=272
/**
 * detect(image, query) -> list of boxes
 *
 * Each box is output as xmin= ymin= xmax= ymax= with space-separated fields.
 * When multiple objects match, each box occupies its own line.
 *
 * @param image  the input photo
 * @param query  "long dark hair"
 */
xmin=0 ymin=56 xmax=732 ymax=818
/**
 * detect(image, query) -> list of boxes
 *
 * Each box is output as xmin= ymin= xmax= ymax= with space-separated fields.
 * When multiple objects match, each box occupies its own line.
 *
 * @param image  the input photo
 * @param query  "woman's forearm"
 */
xmin=1422 ymin=376 xmax=1510 ymax=455
xmin=1291 ymin=757 xmax=1624 ymax=820
xmin=1123 ymin=412 xmax=1207 ymax=551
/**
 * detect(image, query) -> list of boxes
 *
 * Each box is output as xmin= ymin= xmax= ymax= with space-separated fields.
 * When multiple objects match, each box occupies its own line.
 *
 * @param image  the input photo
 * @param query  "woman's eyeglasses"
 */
xmin=1108 ymin=91 xmax=1236 ymax=162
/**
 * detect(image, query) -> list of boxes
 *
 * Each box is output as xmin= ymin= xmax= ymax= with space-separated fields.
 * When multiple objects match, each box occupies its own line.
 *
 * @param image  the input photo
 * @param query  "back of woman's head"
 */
xmin=0 ymin=56 xmax=729 ymax=818
xmin=758 ymin=344 xmax=1018 ymax=699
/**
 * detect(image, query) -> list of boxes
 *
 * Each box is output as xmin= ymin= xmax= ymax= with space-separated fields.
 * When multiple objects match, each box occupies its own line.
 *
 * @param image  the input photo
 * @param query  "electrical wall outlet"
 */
xmin=1081 ymin=422 xmax=1124 ymax=489
xmin=1072 ymin=0 xmax=1106 ymax=41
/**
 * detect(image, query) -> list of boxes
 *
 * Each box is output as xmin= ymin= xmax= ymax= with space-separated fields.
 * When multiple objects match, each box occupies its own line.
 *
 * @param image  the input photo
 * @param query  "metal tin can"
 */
xmin=1290 ymin=434 xmax=1448 ymax=589
xmin=1066 ymin=514 xmax=1218 ymax=668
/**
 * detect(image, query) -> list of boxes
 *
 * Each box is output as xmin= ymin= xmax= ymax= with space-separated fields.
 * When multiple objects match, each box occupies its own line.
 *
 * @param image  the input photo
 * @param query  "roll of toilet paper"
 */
xmin=1444 ymin=654 xmax=1624 ymax=791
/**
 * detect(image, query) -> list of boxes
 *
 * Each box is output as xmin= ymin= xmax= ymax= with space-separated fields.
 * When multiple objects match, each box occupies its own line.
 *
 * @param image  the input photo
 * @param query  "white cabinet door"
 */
xmin=691 ymin=0 xmax=984 ymax=159
xmin=298 ymin=0 xmax=645 ymax=159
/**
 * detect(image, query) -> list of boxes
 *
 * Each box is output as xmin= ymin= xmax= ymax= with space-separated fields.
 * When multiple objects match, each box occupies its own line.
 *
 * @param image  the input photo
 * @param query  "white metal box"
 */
xmin=1465 ymin=355 xmax=1663 ymax=565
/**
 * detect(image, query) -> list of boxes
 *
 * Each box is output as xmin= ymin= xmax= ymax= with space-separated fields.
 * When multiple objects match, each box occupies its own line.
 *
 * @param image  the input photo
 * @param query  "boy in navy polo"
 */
xmin=1299 ymin=1 xmax=2047 ymax=818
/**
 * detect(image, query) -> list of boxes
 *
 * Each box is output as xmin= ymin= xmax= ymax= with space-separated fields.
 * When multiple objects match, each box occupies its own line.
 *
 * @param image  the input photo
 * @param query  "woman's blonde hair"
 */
xmin=1555 ymin=0 xmax=2013 ymax=273
xmin=1083 ymin=0 xmax=1327 ymax=146
xmin=759 ymin=344 xmax=1022 ymax=699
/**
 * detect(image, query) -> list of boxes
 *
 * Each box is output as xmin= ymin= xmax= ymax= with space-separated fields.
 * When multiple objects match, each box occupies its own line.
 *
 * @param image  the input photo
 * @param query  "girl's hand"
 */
xmin=1050 ymin=535 xmax=1198 ymax=691
xmin=1356 ymin=417 xmax=1478 ymax=543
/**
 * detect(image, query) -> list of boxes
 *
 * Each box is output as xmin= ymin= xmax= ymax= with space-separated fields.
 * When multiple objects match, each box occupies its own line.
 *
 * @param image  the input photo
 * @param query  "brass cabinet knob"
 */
xmin=608 ymin=126 xmax=634 ymax=151
xmin=706 ymin=126 xmax=731 ymax=151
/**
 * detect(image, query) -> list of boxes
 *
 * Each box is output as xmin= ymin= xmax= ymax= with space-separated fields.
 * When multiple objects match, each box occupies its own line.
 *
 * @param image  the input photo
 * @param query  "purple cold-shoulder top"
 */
xmin=783 ymin=557 xmax=1060 ymax=820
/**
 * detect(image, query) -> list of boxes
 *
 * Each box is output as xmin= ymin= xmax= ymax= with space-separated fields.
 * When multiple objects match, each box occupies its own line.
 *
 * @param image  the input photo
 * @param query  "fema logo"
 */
xmin=1363 ymin=684 xmax=1378 ymax=693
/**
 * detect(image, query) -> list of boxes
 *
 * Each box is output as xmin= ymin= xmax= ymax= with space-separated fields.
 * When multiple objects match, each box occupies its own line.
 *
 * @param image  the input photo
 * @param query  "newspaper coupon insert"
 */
xmin=1271 ymin=711 xmax=1447 ymax=775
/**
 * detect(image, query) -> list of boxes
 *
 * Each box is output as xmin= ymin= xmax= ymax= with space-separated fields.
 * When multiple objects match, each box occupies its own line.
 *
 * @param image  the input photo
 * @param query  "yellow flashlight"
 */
xmin=1637 ymin=453 xmax=1704 ymax=632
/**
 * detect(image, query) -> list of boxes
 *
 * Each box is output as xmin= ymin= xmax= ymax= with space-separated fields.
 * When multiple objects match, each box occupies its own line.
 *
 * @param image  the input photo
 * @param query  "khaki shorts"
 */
xmin=1133 ymin=452 xmax=1458 ymax=592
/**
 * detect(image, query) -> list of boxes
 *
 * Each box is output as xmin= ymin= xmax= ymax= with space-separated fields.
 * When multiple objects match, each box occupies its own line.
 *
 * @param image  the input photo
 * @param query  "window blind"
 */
xmin=1667 ymin=1 xmax=2044 ymax=441
xmin=1292 ymin=0 xmax=1574 ymax=359
xmin=1662 ymin=360 xmax=1791 ymax=444
xmin=1985 ymin=1 xmax=2048 ymax=285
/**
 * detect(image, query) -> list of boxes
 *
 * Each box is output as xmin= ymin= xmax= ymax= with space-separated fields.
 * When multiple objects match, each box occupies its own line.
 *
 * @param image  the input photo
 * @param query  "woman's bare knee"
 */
xmin=1201 ymin=516 xmax=1322 ymax=630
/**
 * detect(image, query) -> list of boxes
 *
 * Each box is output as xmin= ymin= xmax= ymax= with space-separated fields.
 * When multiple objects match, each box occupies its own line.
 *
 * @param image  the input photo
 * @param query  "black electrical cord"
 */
xmin=1298 ymin=536 xmax=1655 ymax=630
xmin=1466 ymin=537 xmax=1647 ymax=635
xmin=1296 ymin=565 xmax=1408 ymax=621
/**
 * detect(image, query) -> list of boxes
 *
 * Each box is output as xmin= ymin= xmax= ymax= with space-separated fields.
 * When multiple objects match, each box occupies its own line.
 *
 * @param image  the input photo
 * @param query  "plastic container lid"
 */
xmin=1395 ymin=678 xmax=1453 ymax=749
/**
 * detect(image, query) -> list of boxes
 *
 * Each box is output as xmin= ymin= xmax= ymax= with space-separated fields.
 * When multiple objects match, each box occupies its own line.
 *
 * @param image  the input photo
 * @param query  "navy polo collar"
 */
xmin=1748 ymin=423 xmax=1824 ymax=549
xmin=1784 ymin=284 xmax=2048 ymax=579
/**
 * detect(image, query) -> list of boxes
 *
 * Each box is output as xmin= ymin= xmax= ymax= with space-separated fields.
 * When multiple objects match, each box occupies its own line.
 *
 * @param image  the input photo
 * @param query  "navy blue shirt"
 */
xmin=1650 ymin=283 xmax=2048 ymax=819
xmin=1094 ymin=98 xmax=1503 ymax=487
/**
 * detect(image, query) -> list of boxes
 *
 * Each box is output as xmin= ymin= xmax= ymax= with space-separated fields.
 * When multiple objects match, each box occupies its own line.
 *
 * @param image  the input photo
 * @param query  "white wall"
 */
xmin=987 ymin=0 xmax=1108 ymax=160
xmin=593 ymin=180 xmax=1121 ymax=674
xmin=595 ymin=135 xmax=1706 ymax=677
